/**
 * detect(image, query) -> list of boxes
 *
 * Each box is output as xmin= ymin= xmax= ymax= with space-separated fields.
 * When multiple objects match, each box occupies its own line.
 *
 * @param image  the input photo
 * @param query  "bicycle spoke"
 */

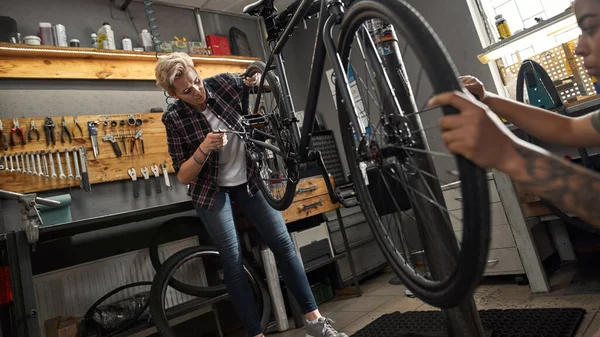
xmin=402 ymin=161 xmax=453 ymax=186
xmin=393 ymin=146 xmax=454 ymax=158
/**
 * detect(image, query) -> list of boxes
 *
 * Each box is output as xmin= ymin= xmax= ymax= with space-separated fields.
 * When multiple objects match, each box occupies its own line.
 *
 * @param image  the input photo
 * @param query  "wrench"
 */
xmin=41 ymin=151 xmax=49 ymax=178
xmin=48 ymin=151 xmax=57 ymax=179
xmin=128 ymin=168 xmax=139 ymax=198
xmin=140 ymin=167 xmax=151 ymax=196
xmin=15 ymin=152 xmax=21 ymax=173
xmin=9 ymin=154 xmax=14 ymax=172
xmin=161 ymin=162 xmax=172 ymax=190
xmin=20 ymin=153 xmax=25 ymax=174
xmin=0 ymin=155 xmax=3 ymax=170
xmin=151 ymin=164 xmax=162 ymax=193
xmin=56 ymin=150 xmax=66 ymax=179
xmin=31 ymin=153 xmax=37 ymax=176
xmin=73 ymin=149 xmax=81 ymax=180
xmin=25 ymin=152 xmax=31 ymax=175
xmin=3 ymin=154 xmax=7 ymax=171
xmin=36 ymin=152 xmax=43 ymax=177
xmin=65 ymin=149 xmax=73 ymax=179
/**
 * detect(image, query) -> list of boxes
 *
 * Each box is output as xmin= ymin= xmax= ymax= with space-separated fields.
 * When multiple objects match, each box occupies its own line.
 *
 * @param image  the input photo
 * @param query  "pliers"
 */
xmin=28 ymin=120 xmax=40 ymax=142
xmin=72 ymin=117 xmax=84 ymax=139
xmin=0 ymin=120 xmax=7 ymax=150
xmin=10 ymin=118 xmax=25 ymax=146
xmin=44 ymin=116 xmax=56 ymax=146
xmin=60 ymin=116 xmax=72 ymax=143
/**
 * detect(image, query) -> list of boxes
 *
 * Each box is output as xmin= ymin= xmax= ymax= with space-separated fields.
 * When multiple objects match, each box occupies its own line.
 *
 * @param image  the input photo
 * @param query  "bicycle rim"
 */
xmin=336 ymin=0 xmax=490 ymax=307
xmin=245 ymin=61 xmax=298 ymax=210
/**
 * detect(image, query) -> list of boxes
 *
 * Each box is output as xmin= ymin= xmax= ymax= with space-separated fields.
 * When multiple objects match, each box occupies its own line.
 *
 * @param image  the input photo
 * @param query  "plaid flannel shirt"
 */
xmin=162 ymin=72 xmax=259 ymax=210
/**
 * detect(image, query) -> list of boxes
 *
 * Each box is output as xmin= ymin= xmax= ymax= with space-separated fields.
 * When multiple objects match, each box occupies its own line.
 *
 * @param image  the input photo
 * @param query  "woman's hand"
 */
xmin=200 ymin=132 xmax=228 ymax=153
xmin=460 ymin=75 xmax=488 ymax=102
xmin=243 ymin=73 xmax=270 ymax=90
xmin=430 ymin=91 xmax=519 ymax=171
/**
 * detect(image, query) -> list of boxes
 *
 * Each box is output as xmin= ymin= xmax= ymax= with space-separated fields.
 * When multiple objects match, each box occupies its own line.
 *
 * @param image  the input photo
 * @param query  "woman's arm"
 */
xmin=461 ymin=75 xmax=600 ymax=147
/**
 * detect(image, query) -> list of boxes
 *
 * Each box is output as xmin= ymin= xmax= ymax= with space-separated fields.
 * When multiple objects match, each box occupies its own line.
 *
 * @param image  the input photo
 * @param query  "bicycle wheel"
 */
xmin=335 ymin=0 xmax=490 ymax=308
xmin=244 ymin=61 xmax=298 ymax=210
xmin=149 ymin=246 xmax=271 ymax=337
xmin=148 ymin=216 xmax=228 ymax=297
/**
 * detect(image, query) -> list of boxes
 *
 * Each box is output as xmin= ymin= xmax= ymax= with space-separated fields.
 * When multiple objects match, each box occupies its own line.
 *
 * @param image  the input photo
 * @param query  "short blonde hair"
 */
xmin=154 ymin=52 xmax=196 ymax=93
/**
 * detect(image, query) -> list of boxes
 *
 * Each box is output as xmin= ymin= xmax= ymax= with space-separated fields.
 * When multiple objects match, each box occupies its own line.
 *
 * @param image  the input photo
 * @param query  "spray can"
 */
xmin=495 ymin=15 xmax=512 ymax=39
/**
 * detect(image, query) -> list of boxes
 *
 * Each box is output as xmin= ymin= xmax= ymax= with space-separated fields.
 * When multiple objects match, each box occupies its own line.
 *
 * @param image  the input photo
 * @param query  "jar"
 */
xmin=495 ymin=15 xmax=512 ymax=39
xmin=69 ymin=39 xmax=80 ymax=47
xmin=24 ymin=35 xmax=42 ymax=45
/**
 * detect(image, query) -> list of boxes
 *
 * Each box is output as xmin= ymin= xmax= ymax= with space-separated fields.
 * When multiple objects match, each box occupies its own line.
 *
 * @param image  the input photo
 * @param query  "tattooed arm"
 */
xmin=504 ymin=142 xmax=600 ymax=227
xmin=430 ymin=91 xmax=600 ymax=228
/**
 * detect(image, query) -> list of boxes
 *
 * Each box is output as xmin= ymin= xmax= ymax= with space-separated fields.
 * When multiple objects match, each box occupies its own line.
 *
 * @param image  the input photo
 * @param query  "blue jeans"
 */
xmin=194 ymin=184 xmax=318 ymax=336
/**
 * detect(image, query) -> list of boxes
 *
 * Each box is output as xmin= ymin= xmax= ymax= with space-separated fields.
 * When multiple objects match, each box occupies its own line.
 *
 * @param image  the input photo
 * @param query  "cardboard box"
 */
xmin=45 ymin=316 xmax=80 ymax=337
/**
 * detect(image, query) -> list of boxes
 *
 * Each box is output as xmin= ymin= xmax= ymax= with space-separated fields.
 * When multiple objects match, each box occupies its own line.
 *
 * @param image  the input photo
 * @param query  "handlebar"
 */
xmin=0 ymin=189 xmax=61 ymax=207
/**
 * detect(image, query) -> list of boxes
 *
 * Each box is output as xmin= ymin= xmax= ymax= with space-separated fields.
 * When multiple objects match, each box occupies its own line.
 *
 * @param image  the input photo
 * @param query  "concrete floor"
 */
xmin=266 ymin=267 xmax=600 ymax=337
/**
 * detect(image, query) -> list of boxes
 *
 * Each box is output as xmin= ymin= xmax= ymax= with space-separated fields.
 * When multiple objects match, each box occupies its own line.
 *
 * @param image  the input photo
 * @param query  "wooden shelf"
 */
xmin=0 ymin=43 xmax=260 ymax=80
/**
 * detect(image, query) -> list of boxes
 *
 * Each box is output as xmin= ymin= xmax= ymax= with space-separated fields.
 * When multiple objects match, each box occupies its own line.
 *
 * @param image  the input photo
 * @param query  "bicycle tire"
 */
xmin=336 ymin=0 xmax=490 ymax=308
xmin=245 ymin=61 xmax=298 ymax=210
xmin=149 ymin=246 xmax=271 ymax=337
xmin=148 ymin=216 xmax=227 ymax=298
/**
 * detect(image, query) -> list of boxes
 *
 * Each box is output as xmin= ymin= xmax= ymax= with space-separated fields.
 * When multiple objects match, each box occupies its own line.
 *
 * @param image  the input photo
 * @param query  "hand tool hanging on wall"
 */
xmin=41 ymin=151 xmax=49 ymax=178
xmin=161 ymin=162 xmax=172 ymax=190
xmin=120 ymin=131 xmax=128 ymax=155
xmin=151 ymin=164 xmax=162 ymax=193
xmin=135 ymin=129 xmax=145 ymax=154
xmin=73 ymin=149 xmax=81 ymax=180
xmin=128 ymin=114 xmax=136 ymax=126
xmin=0 ymin=120 xmax=8 ymax=151
xmin=128 ymin=168 xmax=139 ymax=198
xmin=2 ymin=154 xmax=7 ymax=171
xmin=79 ymin=147 xmax=91 ymax=191
xmin=72 ymin=117 xmax=84 ymax=139
xmin=9 ymin=154 xmax=14 ymax=172
xmin=28 ymin=120 xmax=40 ymax=142
xmin=15 ymin=152 xmax=21 ymax=173
xmin=30 ymin=153 xmax=37 ymax=176
xmin=44 ymin=117 xmax=56 ymax=146
xmin=88 ymin=122 xmax=99 ymax=158
xmin=10 ymin=119 xmax=26 ymax=146
xmin=56 ymin=150 xmax=66 ymax=179
xmin=65 ymin=149 xmax=73 ymax=179
xmin=102 ymin=134 xmax=122 ymax=157
xmin=25 ymin=152 xmax=31 ymax=175
xmin=0 ymin=155 xmax=4 ymax=170
xmin=60 ymin=117 xmax=72 ymax=144
xmin=20 ymin=153 xmax=25 ymax=174
xmin=141 ymin=167 xmax=151 ymax=196
xmin=48 ymin=151 xmax=57 ymax=179
xmin=36 ymin=152 xmax=43 ymax=177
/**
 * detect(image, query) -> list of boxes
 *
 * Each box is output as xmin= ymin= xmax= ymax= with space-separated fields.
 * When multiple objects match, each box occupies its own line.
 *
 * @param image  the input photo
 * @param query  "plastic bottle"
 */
xmin=139 ymin=29 xmax=153 ymax=52
xmin=495 ymin=15 xmax=512 ymax=39
xmin=122 ymin=36 xmax=133 ymax=51
xmin=39 ymin=22 xmax=54 ymax=46
xmin=91 ymin=33 xmax=98 ymax=49
xmin=97 ymin=22 xmax=116 ymax=50
xmin=53 ymin=24 xmax=68 ymax=47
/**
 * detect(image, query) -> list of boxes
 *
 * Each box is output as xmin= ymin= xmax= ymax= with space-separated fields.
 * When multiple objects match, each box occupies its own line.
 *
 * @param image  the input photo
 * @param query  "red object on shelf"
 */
xmin=206 ymin=35 xmax=231 ymax=56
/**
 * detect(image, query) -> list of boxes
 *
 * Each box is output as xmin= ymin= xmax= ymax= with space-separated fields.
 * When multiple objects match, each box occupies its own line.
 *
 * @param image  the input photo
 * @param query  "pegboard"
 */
xmin=499 ymin=39 xmax=596 ymax=103
xmin=0 ymin=113 xmax=174 ymax=194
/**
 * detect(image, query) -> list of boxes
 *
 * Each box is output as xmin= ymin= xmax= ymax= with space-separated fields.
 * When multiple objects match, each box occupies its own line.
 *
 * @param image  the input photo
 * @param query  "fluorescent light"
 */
xmin=478 ymin=8 xmax=577 ymax=64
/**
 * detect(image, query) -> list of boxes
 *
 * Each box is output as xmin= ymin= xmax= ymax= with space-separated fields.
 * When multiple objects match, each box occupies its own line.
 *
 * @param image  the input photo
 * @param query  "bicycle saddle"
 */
xmin=243 ymin=0 xmax=276 ymax=16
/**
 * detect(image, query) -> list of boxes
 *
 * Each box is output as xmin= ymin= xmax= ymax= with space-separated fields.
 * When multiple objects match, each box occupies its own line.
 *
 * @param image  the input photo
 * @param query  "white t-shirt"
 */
xmin=201 ymin=109 xmax=248 ymax=187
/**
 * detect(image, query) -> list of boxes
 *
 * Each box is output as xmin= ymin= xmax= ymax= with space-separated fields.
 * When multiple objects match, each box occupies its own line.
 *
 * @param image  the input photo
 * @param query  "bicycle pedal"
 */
xmin=241 ymin=115 xmax=268 ymax=129
xmin=336 ymin=184 xmax=359 ymax=208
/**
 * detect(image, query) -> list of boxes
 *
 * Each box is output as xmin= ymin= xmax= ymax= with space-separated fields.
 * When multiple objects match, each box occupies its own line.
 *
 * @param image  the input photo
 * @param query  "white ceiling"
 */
xmin=153 ymin=0 xmax=297 ymax=16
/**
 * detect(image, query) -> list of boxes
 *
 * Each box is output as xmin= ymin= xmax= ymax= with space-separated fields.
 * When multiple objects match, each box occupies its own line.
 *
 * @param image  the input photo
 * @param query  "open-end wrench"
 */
xmin=9 ymin=154 xmax=14 ymax=172
xmin=15 ymin=153 xmax=21 ymax=173
xmin=79 ymin=147 xmax=91 ymax=191
xmin=151 ymin=164 xmax=162 ymax=194
xmin=41 ymin=151 xmax=49 ymax=178
xmin=20 ymin=153 xmax=25 ymax=174
xmin=0 ymin=155 xmax=3 ymax=170
xmin=128 ymin=168 xmax=139 ymax=198
xmin=25 ymin=152 xmax=31 ymax=175
xmin=31 ymin=153 xmax=37 ymax=176
xmin=48 ymin=151 xmax=57 ymax=179
xmin=73 ymin=149 xmax=81 ymax=180
xmin=161 ymin=162 xmax=172 ymax=190
xmin=2 ymin=154 xmax=7 ymax=171
xmin=56 ymin=150 xmax=66 ymax=179
xmin=36 ymin=152 xmax=43 ymax=177
xmin=140 ymin=167 xmax=151 ymax=196
xmin=65 ymin=149 xmax=73 ymax=179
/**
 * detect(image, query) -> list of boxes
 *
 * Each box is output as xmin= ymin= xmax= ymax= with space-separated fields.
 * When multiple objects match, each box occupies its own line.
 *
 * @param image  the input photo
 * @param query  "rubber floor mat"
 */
xmin=351 ymin=308 xmax=586 ymax=337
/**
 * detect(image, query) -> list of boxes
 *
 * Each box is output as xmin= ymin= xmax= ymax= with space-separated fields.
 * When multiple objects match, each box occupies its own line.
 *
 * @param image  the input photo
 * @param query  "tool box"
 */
xmin=206 ymin=35 xmax=231 ymax=56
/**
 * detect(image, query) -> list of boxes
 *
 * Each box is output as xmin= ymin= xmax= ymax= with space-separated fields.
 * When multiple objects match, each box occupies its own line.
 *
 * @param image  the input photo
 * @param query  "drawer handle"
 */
xmin=297 ymin=184 xmax=318 ymax=194
xmin=454 ymin=197 xmax=463 ymax=202
xmin=486 ymin=259 xmax=499 ymax=264
xmin=301 ymin=199 xmax=323 ymax=211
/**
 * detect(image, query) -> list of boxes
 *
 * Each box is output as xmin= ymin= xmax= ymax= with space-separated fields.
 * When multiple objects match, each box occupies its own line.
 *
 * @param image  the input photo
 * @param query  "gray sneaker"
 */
xmin=306 ymin=317 xmax=348 ymax=337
